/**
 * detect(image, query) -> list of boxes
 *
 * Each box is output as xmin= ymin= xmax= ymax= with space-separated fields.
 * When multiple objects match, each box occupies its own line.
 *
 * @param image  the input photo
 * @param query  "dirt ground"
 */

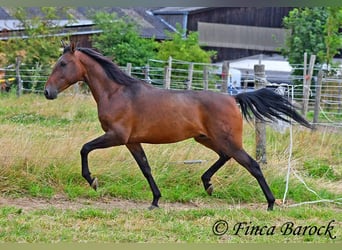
xmin=0 ymin=195 xmax=268 ymax=212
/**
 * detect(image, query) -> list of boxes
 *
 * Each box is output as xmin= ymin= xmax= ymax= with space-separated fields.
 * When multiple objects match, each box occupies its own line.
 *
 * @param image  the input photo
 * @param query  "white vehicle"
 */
xmin=213 ymin=66 xmax=242 ymax=93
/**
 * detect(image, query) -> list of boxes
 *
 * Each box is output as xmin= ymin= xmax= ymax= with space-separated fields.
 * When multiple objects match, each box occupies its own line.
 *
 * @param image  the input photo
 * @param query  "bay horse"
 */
xmin=44 ymin=42 xmax=312 ymax=210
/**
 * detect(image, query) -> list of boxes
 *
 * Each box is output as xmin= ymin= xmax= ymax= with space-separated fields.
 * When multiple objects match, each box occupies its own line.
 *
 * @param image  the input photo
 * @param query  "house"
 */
xmin=0 ymin=7 xmax=174 ymax=47
xmin=1 ymin=7 xmax=292 ymax=61
xmin=152 ymin=7 xmax=293 ymax=61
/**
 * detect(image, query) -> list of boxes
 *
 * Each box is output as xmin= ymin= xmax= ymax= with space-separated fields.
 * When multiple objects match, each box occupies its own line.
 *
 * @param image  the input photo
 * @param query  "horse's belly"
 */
xmin=129 ymin=125 xmax=200 ymax=144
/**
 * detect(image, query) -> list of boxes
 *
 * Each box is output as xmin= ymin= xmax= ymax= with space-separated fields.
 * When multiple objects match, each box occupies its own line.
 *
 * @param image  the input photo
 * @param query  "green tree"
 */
xmin=281 ymin=7 xmax=342 ymax=67
xmin=0 ymin=7 xmax=72 ymax=66
xmin=281 ymin=7 xmax=342 ymax=109
xmin=0 ymin=7 xmax=72 ymax=90
xmin=91 ymin=12 xmax=157 ymax=66
xmin=156 ymin=25 xmax=216 ymax=63
xmin=323 ymin=7 xmax=342 ymax=65
xmin=281 ymin=7 xmax=327 ymax=66
xmin=155 ymin=25 xmax=217 ymax=90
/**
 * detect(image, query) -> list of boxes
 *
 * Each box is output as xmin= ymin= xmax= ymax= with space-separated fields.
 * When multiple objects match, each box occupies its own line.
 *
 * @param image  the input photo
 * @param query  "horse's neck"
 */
xmin=80 ymin=57 xmax=121 ymax=103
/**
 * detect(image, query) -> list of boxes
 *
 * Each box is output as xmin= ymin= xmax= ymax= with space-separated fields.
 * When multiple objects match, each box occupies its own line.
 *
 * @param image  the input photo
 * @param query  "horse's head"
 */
xmin=44 ymin=42 xmax=85 ymax=99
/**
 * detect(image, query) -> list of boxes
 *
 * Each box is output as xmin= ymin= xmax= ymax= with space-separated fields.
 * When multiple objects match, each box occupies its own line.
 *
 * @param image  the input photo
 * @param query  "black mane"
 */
xmin=63 ymin=46 xmax=140 ymax=86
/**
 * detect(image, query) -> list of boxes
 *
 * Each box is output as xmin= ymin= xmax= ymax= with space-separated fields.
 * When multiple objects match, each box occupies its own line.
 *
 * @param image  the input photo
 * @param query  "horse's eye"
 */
xmin=60 ymin=61 xmax=66 ymax=67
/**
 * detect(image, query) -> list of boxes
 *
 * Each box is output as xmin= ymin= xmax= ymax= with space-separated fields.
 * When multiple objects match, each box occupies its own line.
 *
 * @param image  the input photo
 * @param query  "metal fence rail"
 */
xmin=1 ymin=60 xmax=341 ymax=128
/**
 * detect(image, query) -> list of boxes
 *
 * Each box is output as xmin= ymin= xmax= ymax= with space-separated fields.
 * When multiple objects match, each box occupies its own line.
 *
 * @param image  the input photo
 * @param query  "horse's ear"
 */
xmin=70 ymin=41 xmax=76 ymax=53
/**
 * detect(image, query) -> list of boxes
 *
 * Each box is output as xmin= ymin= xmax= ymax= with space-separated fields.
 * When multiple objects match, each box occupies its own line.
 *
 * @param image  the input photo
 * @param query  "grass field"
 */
xmin=0 ymin=92 xmax=341 ymax=243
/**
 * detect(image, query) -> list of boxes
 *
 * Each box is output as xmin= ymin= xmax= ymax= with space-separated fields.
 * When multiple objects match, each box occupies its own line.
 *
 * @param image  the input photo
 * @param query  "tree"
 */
xmin=0 ymin=7 xmax=72 ymax=67
xmin=156 ymin=25 xmax=216 ymax=63
xmin=281 ymin=7 xmax=342 ymax=67
xmin=0 ymin=7 xmax=73 ymax=91
xmin=91 ymin=12 xmax=157 ymax=66
xmin=154 ymin=25 xmax=217 ymax=89
xmin=323 ymin=7 xmax=342 ymax=65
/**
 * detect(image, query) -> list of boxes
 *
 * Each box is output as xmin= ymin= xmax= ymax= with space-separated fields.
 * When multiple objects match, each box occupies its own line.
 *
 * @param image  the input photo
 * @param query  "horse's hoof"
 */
xmin=267 ymin=204 xmax=274 ymax=211
xmin=91 ymin=177 xmax=98 ymax=191
xmin=148 ymin=204 xmax=159 ymax=210
xmin=206 ymin=184 xmax=214 ymax=196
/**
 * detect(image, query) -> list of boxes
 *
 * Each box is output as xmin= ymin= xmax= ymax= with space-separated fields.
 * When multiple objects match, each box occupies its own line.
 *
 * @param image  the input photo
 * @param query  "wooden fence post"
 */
xmin=73 ymin=82 xmax=80 ymax=95
xmin=164 ymin=59 xmax=170 ymax=90
xmin=303 ymin=52 xmax=307 ymax=91
xmin=338 ymin=67 xmax=342 ymax=114
xmin=187 ymin=62 xmax=193 ymax=90
xmin=16 ymin=56 xmax=22 ymax=97
xmin=164 ymin=66 xmax=170 ymax=89
xmin=254 ymin=64 xmax=267 ymax=164
xmin=339 ymin=81 xmax=342 ymax=114
xmin=143 ymin=64 xmax=150 ymax=83
xmin=126 ymin=63 xmax=132 ymax=76
xmin=163 ymin=57 xmax=172 ymax=89
xmin=221 ymin=61 xmax=229 ymax=93
xmin=313 ymin=69 xmax=323 ymax=127
xmin=144 ymin=64 xmax=150 ymax=80
xmin=302 ymin=54 xmax=316 ymax=116
xmin=203 ymin=66 xmax=208 ymax=90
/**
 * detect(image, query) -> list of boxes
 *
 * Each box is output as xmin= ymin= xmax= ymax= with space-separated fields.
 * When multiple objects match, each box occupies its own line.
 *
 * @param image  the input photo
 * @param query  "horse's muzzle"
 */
xmin=44 ymin=87 xmax=58 ymax=100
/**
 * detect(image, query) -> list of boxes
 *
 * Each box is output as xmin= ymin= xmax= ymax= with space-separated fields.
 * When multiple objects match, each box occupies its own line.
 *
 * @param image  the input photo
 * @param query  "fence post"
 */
xmin=164 ymin=67 xmax=171 ymax=90
xmin=303 ymin=52 xmax=307 ymax=91
xmin=15 ymin=56 xmax=22 ymax=97
xmin=163 ymin=57 xmax=172 ymax=89
xmin=302 ymin=54 xmax=316 ymax=116
xmin=126 ymin=63 xmax=132 ymax=76
xmin=313 ymin=69 xmax=323 ymax=127
xmin=203 ymin=65 xmax=208 ymax=90
xmin=187 ymin=62 xmax=193 ymax=90
xmin=73 ymin=82 xmax=80 ymax=95
xmin=221 ymin=61 xmax=229 ymax=93
xmin=143 ymin=64 xmax=150 ymax=83
xmin=164 ymin=66 xmax=170 ymax=89
xmin=338 ymin=68 xmax=342 ymax=114
xmin=254 ymin=64 xmax=267 ymax=164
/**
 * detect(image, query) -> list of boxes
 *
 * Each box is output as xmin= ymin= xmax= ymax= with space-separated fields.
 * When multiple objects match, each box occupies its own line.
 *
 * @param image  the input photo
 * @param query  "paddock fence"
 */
xmin=1 ymin=57 xmax=341 ymax=128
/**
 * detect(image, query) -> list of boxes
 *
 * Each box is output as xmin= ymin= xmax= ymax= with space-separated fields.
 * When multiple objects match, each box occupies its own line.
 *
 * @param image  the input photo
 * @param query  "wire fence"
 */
xmin=1 ymin=58 xmax=341 ymax=128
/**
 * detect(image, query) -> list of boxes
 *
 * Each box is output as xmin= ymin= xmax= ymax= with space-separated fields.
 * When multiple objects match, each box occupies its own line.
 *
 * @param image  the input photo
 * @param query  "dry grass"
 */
xmin=0 ymin=92 xmax=341 ymax=243
xmin=0 ymin=93 xmax=341 ymax=203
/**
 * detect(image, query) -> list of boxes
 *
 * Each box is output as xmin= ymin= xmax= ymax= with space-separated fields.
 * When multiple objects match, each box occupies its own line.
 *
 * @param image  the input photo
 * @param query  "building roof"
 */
xmin=152 ymin=7 xmax=209 ymax=14
xmin=0 ymin=7 xmax=174 ymax=40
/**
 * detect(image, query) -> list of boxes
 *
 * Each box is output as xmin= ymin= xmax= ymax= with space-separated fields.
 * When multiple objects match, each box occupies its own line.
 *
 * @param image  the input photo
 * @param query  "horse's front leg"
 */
xmin=126 ymin=143 xmax=161 ymax=210
xmin=80 ymin=132 xmax=120 ymax=190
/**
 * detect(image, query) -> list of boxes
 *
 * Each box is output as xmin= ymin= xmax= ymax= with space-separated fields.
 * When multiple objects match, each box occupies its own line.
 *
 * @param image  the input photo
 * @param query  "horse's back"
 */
xmin=195 ymin=90 xmax=243 ymax=131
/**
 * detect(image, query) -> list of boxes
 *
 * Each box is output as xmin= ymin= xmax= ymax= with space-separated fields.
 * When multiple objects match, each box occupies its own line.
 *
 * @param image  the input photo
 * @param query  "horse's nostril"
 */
xmin=44 ymin=88 xmax=56 ymax=99
xmin=44 ymin=89 xmax=49 ymax=98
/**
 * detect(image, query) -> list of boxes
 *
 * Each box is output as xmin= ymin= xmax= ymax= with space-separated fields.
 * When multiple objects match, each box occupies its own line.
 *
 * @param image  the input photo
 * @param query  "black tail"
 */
xmin=234 ymin=88 xmax=312 ymax=129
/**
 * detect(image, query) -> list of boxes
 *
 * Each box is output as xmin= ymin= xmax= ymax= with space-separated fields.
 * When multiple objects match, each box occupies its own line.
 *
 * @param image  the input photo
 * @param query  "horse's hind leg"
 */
xmin=195 ymin=136 xmax=230 ymax=195
xmin=232 ymin=149 xmax=275 ymax=211
xmin=201 ymin=155 xmax=230 ymax=195
xmin=126 ymin=143 xmax=161 ymax=210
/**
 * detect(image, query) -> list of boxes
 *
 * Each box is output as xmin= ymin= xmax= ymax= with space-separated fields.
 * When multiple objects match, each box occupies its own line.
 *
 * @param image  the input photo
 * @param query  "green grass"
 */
xmin=0 ymin=92 xmax=341 ymax=242
xmin=0 ymin=205 xmax=340 ymax=243
xmin=307 ymin=110 xmax=342 ymax=123
xmin=303 ymin=159 xmax=342 ymax=181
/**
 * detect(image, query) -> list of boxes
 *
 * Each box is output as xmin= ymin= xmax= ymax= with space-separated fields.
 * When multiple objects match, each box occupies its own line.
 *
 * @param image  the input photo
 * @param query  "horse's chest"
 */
xmin=98 ymin=111 xmax=127 ymax=130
